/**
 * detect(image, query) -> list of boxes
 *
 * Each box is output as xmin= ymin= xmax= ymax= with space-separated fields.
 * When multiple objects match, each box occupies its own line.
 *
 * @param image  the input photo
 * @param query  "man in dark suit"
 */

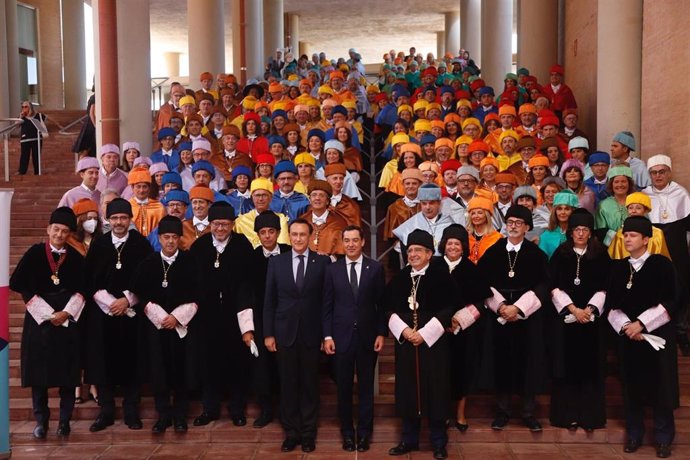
xmin=264 ymin=218 xmax=331 ymax=453
xmin=323 ymin=225 xmax=387 ymax=452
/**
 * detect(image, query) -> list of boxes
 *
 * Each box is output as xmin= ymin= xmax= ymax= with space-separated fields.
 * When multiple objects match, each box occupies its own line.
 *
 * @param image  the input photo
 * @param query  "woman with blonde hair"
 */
xmin=465 ymin=196 xmax=502 ymax=264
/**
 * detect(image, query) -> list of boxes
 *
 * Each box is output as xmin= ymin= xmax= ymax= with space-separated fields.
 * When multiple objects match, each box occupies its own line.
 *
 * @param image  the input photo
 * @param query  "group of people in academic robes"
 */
xmin=11 ymin=201 xmax=681 ymax=459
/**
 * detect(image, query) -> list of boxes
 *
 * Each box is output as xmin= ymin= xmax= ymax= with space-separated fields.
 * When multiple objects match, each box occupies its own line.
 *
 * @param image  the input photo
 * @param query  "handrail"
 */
xmin=151 ymin=77 xmax=169 ymax=111
xmin=58 ymin=114 xmax=88 ymax=135
xmin=1 ymin=119 xmax=22 ymax=182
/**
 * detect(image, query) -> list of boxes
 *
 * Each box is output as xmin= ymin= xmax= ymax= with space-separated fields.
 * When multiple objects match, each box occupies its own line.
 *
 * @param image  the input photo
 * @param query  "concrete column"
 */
xmin=92 ymin=0 xmax=119 ymax=148
xmin=117 ymin=0 xmax=151 ymax=154
xmin=596 ymin=0 xmax=642 ymax=154
xmin=445 ymin=11 xmax=460 ymax=57
xmin=517 ymin=0 xmax=558 ymax=82
xmin=61 ymin=0 xmax=87 ymax=109
xmin=245 ymin=0 xmax=264 ymax=81
xmin=481 ymin=0 xmax=513 ymax=89
xmin=0 ymin=4 xmax=10 ymax=119
xmin=437 ymin=31 xmax=446 ymax=59
xmin=4 ymin=0 xmax=20 ymax=116
xmin=287 ymin=14 xmax=299 ymax=55
xmin=460 ymin=0 xmax=481 ymax=65
xmin=299 ymin=41 xmax=311 ymax=58
xmin=163 ymin=52 xmax=181 ymax=78
xmin=187 ymin=0 xmax=224 ymax=89
xmin=263 ymin=0 xmax=284 ymax=58
xmin=231 ymin=0 xmax=244 ymax=80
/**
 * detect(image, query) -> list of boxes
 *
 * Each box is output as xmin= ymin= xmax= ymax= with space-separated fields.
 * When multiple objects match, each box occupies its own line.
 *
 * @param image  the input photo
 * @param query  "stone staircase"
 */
xmin=4 ymin=114 xmax=690 ymax=451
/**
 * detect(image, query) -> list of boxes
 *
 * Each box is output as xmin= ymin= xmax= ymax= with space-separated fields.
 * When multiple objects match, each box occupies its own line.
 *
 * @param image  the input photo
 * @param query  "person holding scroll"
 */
xmin=131 ymin=216 xmax=199 ymax=434
xmin=84 ymin=198 xmax=152 ymax=432
xmin=607 ymin=216 xmax=678 ymax=458
xmin=477 ymin=205 xmax=549 ymax=432
xmin=10 ymin=207 xmax=86 ymax=439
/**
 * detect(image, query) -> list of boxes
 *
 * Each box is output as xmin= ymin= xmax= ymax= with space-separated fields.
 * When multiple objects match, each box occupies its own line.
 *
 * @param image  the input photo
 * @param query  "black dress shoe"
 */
xmin=252 ymin=412 xmax=273 ymax=428
xmin=174 ymin=418 xmax=188 ymax=433
xmin=152 ymin=418 xmax=172 ymax=434
xmin=357 ymin=436 xmax=370 ymax=452
xmin=624 ymin=438 xmax=642 ymax=453
xmin=523 ymin=416 xmax=542 ymax=432
xmin=491 ymin=415 xmax=509 ymax=430
xmin=342 ymin=436 xmax=356 ymax=452
xmin=231 ymin=414 xmax=247 ymax=426
xmin=388 ymin=442 xmax=419 ymax=456
xmin=656 ymin=443 xmax=672 ymax=458
xmin=193 ymin=412 xmax=218 ymax=426
xmin=281 ymin=437 xmax=299 ymax=452
xmin=301 ymin=437 xmax=316 ymax=452
xmin=56 ymin=421 xmax=71 ymax=437
xmin=89 ymin=415 xmax=114 ymax=432
xmin=455 ymin=421 xmax=469 ymax=432
xmin=32 ymin=423 xmax=47 ymax=439
xmin=433 ymin=446 xmax=449 ymax=459
xmin=125 ymin=417 xmax=143 ymax=430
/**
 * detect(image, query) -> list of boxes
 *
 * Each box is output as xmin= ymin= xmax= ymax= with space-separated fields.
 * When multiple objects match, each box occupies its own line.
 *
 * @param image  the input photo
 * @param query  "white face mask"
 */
xmin=83 ymin=218 xmax=98 ymax=234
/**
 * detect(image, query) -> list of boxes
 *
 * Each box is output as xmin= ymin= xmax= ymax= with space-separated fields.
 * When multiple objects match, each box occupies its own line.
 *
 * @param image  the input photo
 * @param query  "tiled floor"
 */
xmin=10 ymin=442 xmax=690 ymax=459
xmin=10 ymin=418 xmax=690 ymax=459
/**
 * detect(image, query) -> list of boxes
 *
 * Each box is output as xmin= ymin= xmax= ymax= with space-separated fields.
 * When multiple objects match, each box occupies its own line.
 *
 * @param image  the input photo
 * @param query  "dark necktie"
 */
xmin=296 ymin=255 xmax=305 ymax=291
xmin=350 ymin=262 xmax=358 ymax=299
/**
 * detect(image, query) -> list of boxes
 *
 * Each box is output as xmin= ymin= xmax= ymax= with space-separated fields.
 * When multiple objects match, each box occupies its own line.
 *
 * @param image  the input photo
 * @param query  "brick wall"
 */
xmin=563 ymin=0 xmax=598 ymax=148
xmin=24 ymin=0 xmax=64 ymax=110
xmin=641 ymin=0 xmax=690 ymax=188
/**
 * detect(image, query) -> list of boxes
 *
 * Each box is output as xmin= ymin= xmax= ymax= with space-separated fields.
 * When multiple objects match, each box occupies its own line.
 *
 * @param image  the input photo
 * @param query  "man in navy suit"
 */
xmin=323 ymin=225 xmax=387 ymax=452
xmin=264 ymin=218 xmax=331 ymax=453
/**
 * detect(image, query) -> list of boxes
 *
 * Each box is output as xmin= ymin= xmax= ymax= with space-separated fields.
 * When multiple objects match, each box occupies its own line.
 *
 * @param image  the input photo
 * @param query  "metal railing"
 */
xmin=0 ymin=119 xmax=22 ymax=182
xmin=151 ymin=77 xmax=170 ymax=111
xmin=358 ymin=123 xmax=397 ymax=263
xmin=58 ymin=114 xmax=88 ymax=135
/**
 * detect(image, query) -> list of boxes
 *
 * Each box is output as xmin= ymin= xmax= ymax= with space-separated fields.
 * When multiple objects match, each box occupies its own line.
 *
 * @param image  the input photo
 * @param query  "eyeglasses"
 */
xmin=649 ymin=169 xmax=669 ymax=176
xmin=458 ymin=179 xmax=477 ymax=185
xmin=505 ymin=219 xmax=524 ymax=227
xmin=572 ymin=227 xmax=590 ymax=234
xmin=210 ymin=222 xmax=231 ymax=229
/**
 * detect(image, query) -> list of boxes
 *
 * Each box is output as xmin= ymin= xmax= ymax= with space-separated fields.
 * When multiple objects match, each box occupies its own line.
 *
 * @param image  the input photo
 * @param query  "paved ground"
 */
xmin=10 ymin=418 xmax=690 ymax=459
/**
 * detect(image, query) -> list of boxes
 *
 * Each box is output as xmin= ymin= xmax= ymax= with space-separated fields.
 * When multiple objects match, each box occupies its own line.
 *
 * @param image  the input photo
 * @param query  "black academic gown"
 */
xmin=476 ymin=238 xmax=550 ymax=396
xmin=188 ymin=232 xmax=255 ymax=384
xmin=10 ymin=243 xmax=85 ymax=387
xmin=607 ymin=255 xmax=679 ymax=410
xmin=386 ymin=262 xmax=456 ymax=420
xmin=433 ymin=257 xmax=491 ymax=399
xmin=548 ymin=243 xmax=610 ymax=428
xmin=252 ymin=243 xmax=292 ymax=342
xmin=83 ymin=230 xmax=152 ymax=385
xmin=131 ymin=250 xmax=199 ymax=391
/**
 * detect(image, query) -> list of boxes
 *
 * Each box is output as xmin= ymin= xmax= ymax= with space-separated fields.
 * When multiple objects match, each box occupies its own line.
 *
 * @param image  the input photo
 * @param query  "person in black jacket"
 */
xmin=249 ymin=211 xmax=291 ymax=428
xmin=548 ymin=210 xmax=610 ymax=431
xmin=84 ymin=199 xmax=152 ymax=432
xmin=131 ymin=216 xmax=200 ymax=434
xmin=477 ymin=205 xmax=549 ymax=433
xmin=263 ymin=218 xmax=330 ymax=453
xmin=10 ymin=207 xmax=86 ymax=439
xmin=322 ymin=225 xmax=386 ymax=452
xmin=16 ymin=100 xmax=47 ymax=175
xmin=189 ymin=201 xmax=255 ymax=428
xmin=607 ymin=216 xmax=679 ymax=458
xmin=386 ymin=229 xmax=456 ymax=460
xmin=436 ymin=224 xmax=491 ymax=433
